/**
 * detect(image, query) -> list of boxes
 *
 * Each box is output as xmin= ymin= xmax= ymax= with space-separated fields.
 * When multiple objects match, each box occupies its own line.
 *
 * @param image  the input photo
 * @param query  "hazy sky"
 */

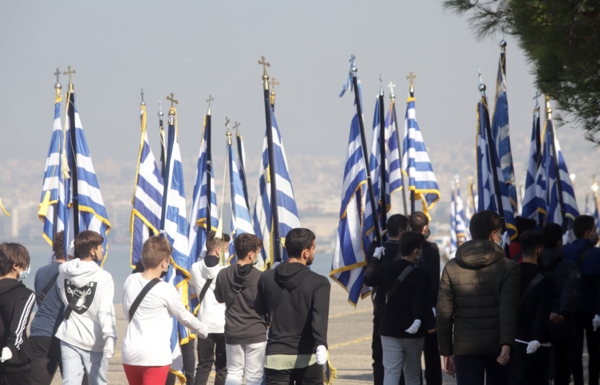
xmin=1 ymin=1 xmax=596 ymax=196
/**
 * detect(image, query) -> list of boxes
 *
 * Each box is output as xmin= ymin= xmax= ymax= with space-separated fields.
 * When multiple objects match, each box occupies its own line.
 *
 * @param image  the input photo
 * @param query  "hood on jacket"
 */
xmin=59 ymin=258 xmax=103 ymax=287
xmin=0 ymin=278 xmax=24 ymax=296
xmin=541 ymin=248 xmax=565 ymax=272
xmin=274 ymin=261 xmax=310 ymax=291
xmin=455 ymin=240 xmax=505 ymax=270
xmin=201 ymin=257 xmax=225 ymax=280
xmin=231 ymin=263 xmax=255 ymax=290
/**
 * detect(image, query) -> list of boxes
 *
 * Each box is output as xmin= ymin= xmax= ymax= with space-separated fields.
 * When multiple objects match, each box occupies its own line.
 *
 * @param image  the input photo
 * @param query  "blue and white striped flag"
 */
xmin=592 ymin=185 xmax=600 ymax=227
xmin=455 ymin=181 xmax=469 ymax=242
xmin=386 ymin=101 xmax=403 ymax=198
xmin=331 ymin=81 xmax=369 ymax=305
xmin=477 ymin=100 xmax=518 ymax=240
xmin=235 ymin=130 xmax=250 ymax=210
xmin=227 ymin=135 xmax=254 ymax=265
xmin=522 ymin=107 xmax=542 ymax=224
xmin=130 ymin=105 xmax=163 ymax=268
xmin=188 ymin=117 xmax=219 ymax=263
xmin=491 ymin=49 xmax=518 ymax=215
xmin=252 ymin=108 xmax=301 ymax=268
xmin=39 ymin=94 xmax=66 ymax=245
xmin=402 ymin=96 xmax=440 ymax=217
xmin=466 ymin=179 xmax=477 ymax=228
xmin=63 ymin=94 xmax=111 ymax=265
xmin=449 ymin=188 xmax=457 ymax=259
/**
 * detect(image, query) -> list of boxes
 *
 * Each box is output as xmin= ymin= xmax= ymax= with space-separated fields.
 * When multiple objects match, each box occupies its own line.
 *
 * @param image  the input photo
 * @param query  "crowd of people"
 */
xmin=0 ymin=211 xmax=599 ymax=385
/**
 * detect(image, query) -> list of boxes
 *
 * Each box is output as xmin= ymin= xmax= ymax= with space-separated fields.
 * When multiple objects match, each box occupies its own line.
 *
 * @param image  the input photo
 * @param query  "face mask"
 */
xmin=424 ymin=230 xmax=431 ymax=240
xmin=18 ymin=265 xmax=30 ymax=280
xmin=252 ymin=258 xmax=259 ymax=267
xmin=160 ymin=260 xmax=169 ymax=279
xmin=591 ymin=233 xmax=599 ymax=245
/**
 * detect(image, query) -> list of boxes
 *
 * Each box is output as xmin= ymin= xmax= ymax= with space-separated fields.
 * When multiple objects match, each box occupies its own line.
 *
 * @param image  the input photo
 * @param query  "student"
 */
xmin=437 ymin=210 xmax=520 ymax=385
xmin=364 ymin=231 xmax=430 ymax=385
xmin=0 ymin=243 xmax=36 ymax=385
xmin=256 ymin=228 xmax=330 ymax=385
xmin=509 ymin=230 xmax=555 ymax=385
xmin=214 ymin=233 xmax=266 ymax=385
xmin=55 ymin=231 xmax=117 ymax=385
xmin=30 ymin=232 xmax=67 ymax=385
xmin=365 ymin=215 xmax=409 ymax=385
xmin=541 ymin=223 xmax=580 ymax=385
xmin=122 ymin=236 xmax=208 ymax=385
xmin=190 ymin=231 xmax=229 ymax=385
xmin=562 ymin=215 xmax=600 ymax=385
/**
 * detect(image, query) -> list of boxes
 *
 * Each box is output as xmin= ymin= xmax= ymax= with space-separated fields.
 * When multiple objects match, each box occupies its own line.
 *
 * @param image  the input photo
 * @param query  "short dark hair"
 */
xmin=0 ymin=243 xmax=30 ymax=277
xmin=573 ymin=215 xmax=596 ymax=239
xmin=205 ymin=231 xmax=230 ymax=255
xmin=542 ymin=223 xmax=563 ymax=249
xmin=409 ymin=212 xmax=429 ymax=233
xmin=469 ymin=210 xmax=503 ymax=240
xmin=234 ymin=233 xmax=263 ymax=260
xmin=74 ymin=230 xmax=104 ymax=259
xmin=53 ymin=231 xmax=65 ymax=261
xmin=142 ymin=236 xmax=173 ymax=269
xmin=519 ymin=230 xmax=544 ymax=255
xmin=285 ymin=228 xmax=316 ymax=258
xmin=399 ymin=231 xmax=425 ymax=257
xmin=515 ymin=216 xmax=537 ymax=242
xmin=387 ymin=215 xmax=409 ymax=238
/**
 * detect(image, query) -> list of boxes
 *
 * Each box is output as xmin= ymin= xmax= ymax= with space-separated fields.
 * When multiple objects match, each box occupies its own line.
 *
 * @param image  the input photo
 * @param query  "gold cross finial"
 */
xmin=269 ymin=77 xmax=279 ymax=92
xmin=387 ymin=81 xmax=396 ymax=95
xmin=63 ymin=66 xmax=76 ymax=83
xmin=206 ymin=95 xmax=214 ymax=108
xmin=406 ymin=72 xmax=416 ymax=86
xmin=233 ymin=122 xmax=240 ymax=131
xmin=167 ymin=93 xmax=178 ymax=109
xmin=258 ymin=56 xmax=270 ymax=74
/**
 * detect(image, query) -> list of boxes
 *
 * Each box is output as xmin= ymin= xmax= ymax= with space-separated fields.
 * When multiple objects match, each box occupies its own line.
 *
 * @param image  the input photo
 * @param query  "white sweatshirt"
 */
xmin=190 ymin=259 xmax=227 ymax=334
xmin=121 ymin=273 xmax=208 ymax=366
xmin=55 ymin=259 xmax=117 ymax=352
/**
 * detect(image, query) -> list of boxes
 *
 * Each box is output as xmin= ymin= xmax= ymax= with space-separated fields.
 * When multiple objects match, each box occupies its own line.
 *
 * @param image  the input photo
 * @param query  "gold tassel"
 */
xmin=38 ymin=190 xmax=51 ymax=217
xmin=0 ymin=195 xmax=11 ymax=217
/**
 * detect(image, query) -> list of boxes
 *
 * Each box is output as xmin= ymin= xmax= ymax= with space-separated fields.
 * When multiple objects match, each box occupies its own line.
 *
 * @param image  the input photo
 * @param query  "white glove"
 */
xmin=272 ymin=261 xmax=281 ymax=269
xmin=316 ymin=345 xmax=327 ymax=365
xmin=405 ymin=319 xmax=421 ymax=335
xmin=373 ymin=247 xmax=386 ymax=259
xmin=0 ymin=347 xmax=12 ymax=363
xmin=103 ymin=338 xmax=115 ymax=359
xmin=593 ymin=314 xmax=600 ymax=332
xmin=526 ymin=340 xmax=540 ymax=354
xmin=432 ymin=307 xmax=437 ymax=318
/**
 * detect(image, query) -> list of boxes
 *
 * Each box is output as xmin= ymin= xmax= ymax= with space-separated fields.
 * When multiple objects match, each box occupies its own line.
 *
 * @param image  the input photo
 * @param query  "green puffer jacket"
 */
xmin=437 ymin=240 xmax=520 ymax=356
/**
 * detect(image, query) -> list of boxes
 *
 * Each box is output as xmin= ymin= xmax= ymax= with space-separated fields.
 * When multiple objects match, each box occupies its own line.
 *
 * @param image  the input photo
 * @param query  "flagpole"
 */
xmin=205 ymin=100 xmax=213 ymax=234
xmin=389 ymin=87 xmax=408 ymax=215
xmin=234 ymin=123 xmax=250 ymax=210
xmin=160 ymin=94 xmax=178 ymax=229
xmin=158 ymin=101 xmax=166 ymax=178
xmin=258 ymin=56 xmax=283 ymax=263
xmin=408 ymin=81 xmax=416 ymax=215
xmin=378 ymin=88 xmax=388 ymax=230
xmin=545 ymin=96 xmax=567 ymax=230
xmin=64 ymin=66 xmax=80 ymax=236
xmin=351 ymin=62 xmax=382 ymax=245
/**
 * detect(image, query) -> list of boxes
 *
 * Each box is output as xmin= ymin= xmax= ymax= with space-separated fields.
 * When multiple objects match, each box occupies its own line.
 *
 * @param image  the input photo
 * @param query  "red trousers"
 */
xmin=123 ymin=364 xmax=170 ymax=385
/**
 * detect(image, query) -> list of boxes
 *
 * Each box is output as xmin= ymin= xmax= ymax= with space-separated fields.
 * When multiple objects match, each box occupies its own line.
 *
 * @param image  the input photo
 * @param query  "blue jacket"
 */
xmin=563 ymin=239 xmax=600 ymax=314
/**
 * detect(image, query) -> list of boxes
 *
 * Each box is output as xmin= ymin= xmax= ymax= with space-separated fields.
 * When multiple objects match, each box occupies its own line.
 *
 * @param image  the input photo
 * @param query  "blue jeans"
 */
xmin=60 ymin=341 xmax=108 ymax=385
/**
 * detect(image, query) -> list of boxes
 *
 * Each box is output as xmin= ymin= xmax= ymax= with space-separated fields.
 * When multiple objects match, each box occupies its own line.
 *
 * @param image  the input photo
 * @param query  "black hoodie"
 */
xmin=0 ymin=279 xmax=36 ymax=373
xmin=255 ymin=261 xmax=330 ymax=356
xmin=214 ymin=264 xmax=267 ymax=344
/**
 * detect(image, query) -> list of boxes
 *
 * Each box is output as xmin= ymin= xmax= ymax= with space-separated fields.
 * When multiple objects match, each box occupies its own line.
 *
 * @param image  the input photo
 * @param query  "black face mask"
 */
xmin=424 ymin=229 xmax=431 ymax=240
xmin=160 ymin=270 xmax=168 ymax=279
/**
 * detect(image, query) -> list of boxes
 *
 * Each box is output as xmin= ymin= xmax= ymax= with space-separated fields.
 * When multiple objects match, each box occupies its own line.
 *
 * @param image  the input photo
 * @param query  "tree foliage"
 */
xmin=443 ymin=0 xmax=600 ymax=143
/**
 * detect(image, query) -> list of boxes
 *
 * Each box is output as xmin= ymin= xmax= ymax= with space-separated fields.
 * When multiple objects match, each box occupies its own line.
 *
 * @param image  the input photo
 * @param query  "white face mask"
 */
xmin=18 ymin=265 xmax=31 ymax=280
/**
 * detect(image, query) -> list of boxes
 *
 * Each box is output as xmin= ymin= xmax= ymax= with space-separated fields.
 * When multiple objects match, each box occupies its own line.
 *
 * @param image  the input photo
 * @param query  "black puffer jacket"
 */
xmin=437 ymin=240 xmax=521 ymax=356
xmin=541 ymin=247 xmax=580 ymax=340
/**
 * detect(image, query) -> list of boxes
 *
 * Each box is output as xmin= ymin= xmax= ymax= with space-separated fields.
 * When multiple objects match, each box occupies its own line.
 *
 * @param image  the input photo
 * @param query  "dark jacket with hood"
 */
xmin=214 ymin=264 xmax=267 ymax=345
xmin=515 ymin=263 xmax=555 ymax=343
xmin=255 ymin=261 xmax=330 ymax=356
xmin=417 ymin=240 xmax=440 ymax=326
xmin=437 ymin=240 xmax=520 ymax=356
xmin=541 ymin=247 xmax=580 ymax=340
xmin=562 ymin=238 xmax=600 ymax=314
xmin=365 ymin=239 xmax=400 ymax=317
xmin=0 ymin=279 xmax=36 ymax=373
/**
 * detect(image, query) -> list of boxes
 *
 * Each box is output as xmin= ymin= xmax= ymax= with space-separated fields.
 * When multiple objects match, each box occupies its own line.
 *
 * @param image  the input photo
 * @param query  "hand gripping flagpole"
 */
xmin=378 ymin=79 xmax=388 ymax=230
xmin=259 ymin=56 xmax=283 ymax=263
xmin=407 ymin=72 xmax=417 ymax=214
xmin=206 ymin=96 xmax=214 ymax=234
xmin=389 ymin=82 xmax=408 ymax=215
xmin=64 ymin=66 xmax=80 ymax=236
xmin=545 ymin=95 xmax=567 ymax=231
xmin=351 ymin=60 xmax=383 ymax=246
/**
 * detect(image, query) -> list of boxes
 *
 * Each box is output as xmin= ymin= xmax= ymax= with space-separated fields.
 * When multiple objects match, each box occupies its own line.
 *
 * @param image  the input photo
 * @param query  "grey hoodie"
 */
xmin=55 ymin=259 xmax=117 ymax=352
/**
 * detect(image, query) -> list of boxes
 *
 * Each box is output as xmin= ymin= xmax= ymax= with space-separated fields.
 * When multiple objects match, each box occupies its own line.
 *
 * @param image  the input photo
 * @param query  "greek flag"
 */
xmin=449 ymin=189 xmax=457 ymax=258
xmin=466 ymin=179 xmax=477 ymax=228
xmin=188 ymin=117 xmax=219 ymax=263
xmin=535 ymin=116 xmax=579 ymax=230
xmin=593 ymin=187 xmax=600 ymax=227
xmin=227 ymin=136 xmax=254 ymax=265
xmin=491 ymin=50 xmax=518 ymax=215
xmin=63 ymin=94 xmax=111 ymax=265
xmin=522 ymin=107 xmax=542 ymax=223
xmin=455 ymin=182 xmax=469 ymax=242
xmin=402 ymin=96 xmax=440 ymax=217
xmin=130 ymin=105 xmax=163 ymax=268
xmin=476 ymin=100 xmax=518 ymax=240
xmin=39 ymin=94 xmax=66 ymax=245
xmin=252 ymin=108 xmax=301 ymax=268
xmin=386 ymin=101 xmax=403 ymax=197
xmin=236 ymin=130 xmax=250 ymax=210
xmin=331 ymin=81 xmax=369 ymax=305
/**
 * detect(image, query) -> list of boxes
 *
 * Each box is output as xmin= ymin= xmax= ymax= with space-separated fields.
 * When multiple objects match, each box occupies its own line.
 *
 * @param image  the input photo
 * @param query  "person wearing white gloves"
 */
xmin=122 ymin=236 xmax=208 ymax=385
xmin=363 ymin=231 xmax=430 ymax=385
xmin=55 ymin=231 xmax=117 ymax=385
xmin=509 ymin=230 xmax=555 ymax=385
xmin=255 ymin=228 xmax=331 ymax=384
